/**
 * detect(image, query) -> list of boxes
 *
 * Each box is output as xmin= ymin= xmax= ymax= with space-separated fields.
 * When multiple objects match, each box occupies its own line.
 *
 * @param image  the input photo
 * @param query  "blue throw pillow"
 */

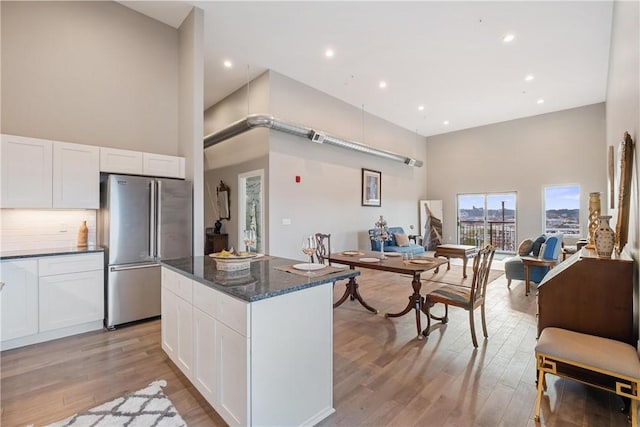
xmin=532 ymin=235 xmax=546 ymax=256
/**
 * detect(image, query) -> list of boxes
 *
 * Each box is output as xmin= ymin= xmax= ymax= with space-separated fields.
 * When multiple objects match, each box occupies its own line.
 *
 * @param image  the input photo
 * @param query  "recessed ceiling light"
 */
xmin=443 ymin=120 xmax=450 ymax=125
xmin=379 ymin=81 xmax=387 ymax=89
xmin=525 ymin=74 xmax=534 ymax=82
xmin=537 ymin=98 xmax=545 ymax=104
xmin=418 ymin=105 xmax=425 ymax=111
xmin=325 ymin=48 xmax=334 ymax=58
xmin=223 ymin=60 xmax=233 ymax=68
xmin=502 ymin=34 xmax=515 ymax=43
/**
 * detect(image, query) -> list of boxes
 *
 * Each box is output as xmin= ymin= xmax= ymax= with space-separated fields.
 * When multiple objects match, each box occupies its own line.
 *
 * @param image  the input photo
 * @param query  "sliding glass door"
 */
xmin=457 ymin=192 xmax=517 ymax=252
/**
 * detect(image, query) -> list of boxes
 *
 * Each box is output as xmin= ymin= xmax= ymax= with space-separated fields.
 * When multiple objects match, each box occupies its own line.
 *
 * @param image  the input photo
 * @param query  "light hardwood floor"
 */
xmin=0 ymin=269 xmax=632 ymax=426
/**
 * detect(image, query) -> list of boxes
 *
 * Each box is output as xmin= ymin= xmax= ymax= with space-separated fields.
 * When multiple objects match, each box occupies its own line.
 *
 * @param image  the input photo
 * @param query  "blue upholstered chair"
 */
xmin=368 ymin=226 xmax=425 ymax=256
xmin=504 ymin=233 xmax=564 ymax=289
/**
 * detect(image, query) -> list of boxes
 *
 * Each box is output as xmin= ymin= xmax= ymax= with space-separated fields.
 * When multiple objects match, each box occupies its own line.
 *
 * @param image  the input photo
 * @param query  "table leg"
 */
xmin=462 ymin=255 xmax=468 ymax=278
xmin=333 ymin=276 xmax=378 ymax=314
xmin=385 ymin=273 xmax=424 ymax=339
xmin=524 ymin=264 xmax=531 ymax=296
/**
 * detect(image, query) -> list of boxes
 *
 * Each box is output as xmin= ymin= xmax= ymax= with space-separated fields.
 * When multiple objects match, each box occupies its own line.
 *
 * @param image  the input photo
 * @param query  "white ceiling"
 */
xmin=121 ymin=1 xmax=613 ymax=137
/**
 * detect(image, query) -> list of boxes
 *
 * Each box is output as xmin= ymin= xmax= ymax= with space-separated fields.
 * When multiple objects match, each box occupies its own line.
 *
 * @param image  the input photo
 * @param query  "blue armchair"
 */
xmin=368 ymin=226 xmax=425 ymax=256
xmin=504 ymin=233 xmax=563 ymax=289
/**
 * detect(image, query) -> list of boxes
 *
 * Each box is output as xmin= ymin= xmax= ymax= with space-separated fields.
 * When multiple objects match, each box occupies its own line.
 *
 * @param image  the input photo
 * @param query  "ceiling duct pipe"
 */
xmin=203 ymin=114 xmax=423 ymax=168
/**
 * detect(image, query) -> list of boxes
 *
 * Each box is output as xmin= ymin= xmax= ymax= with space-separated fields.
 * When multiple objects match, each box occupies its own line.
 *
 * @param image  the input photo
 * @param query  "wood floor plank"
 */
xmin=0 ymin=269 xmax=633 ymax=426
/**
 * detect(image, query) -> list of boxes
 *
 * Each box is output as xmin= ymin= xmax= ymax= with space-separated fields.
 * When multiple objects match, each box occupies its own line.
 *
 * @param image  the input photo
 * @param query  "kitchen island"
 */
xmin=161 ymin=255 xmax=359 ymax=427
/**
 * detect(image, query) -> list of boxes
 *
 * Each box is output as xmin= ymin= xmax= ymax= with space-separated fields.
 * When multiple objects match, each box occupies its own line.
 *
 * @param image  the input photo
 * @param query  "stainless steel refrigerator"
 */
xmin=99 ymin=174 xmax=192 ymax=328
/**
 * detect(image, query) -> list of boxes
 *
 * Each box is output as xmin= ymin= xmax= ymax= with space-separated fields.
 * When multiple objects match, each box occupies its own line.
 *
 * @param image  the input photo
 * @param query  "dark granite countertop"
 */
xmin=0 ymin=246 xmax=105 ymax=261
xmin=161 ymin=255 xmax=360 ymax=303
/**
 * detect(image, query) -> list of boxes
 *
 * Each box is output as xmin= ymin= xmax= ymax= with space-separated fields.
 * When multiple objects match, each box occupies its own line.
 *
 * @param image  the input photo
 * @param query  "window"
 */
xmin=544 ymin=185 xmax=580 ymax=235
xmin=457 ymin=192 xmax=517 ymax=252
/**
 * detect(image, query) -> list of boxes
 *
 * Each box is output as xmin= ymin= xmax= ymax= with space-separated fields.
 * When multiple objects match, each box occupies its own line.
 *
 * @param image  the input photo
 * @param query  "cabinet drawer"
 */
xmin=192 ymin=283 xmax=248 ymax=337
xmin=218 ymin=292 xmax=249 ymax=337
xmin=193 ymin=283 xmax=219 ymax=318
xmin=162 ymin=267 xmax=192 ymax=303
xmin=39 ymin=253 xmax=104 ymax=276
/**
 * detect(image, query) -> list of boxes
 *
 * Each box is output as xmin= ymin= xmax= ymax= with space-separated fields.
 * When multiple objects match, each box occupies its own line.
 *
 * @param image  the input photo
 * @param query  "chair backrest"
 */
xmin=315 ymin=233 xmax=331 ymax=265
xmin=470 ymin=245 xmax=496 ymax=301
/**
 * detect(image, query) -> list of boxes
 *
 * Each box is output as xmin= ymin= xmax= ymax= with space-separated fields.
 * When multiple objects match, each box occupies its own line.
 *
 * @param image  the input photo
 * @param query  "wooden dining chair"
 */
xmin=423 ymin=244 xmax=496 ymax=347
xmin=315 ymin=233 xmax=332 ymax=265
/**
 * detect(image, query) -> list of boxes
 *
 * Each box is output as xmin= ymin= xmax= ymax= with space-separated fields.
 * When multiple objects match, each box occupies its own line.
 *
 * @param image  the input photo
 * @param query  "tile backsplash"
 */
xmin=0 ymin=209 xmax=97 ymax=251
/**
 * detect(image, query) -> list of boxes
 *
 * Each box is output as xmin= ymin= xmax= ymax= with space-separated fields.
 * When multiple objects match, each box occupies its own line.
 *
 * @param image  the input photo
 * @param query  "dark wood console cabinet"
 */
xmin=204 ymin=232 xmax=229 ymax=255
xmin=537 ymin=248 xmax=637 ymax=346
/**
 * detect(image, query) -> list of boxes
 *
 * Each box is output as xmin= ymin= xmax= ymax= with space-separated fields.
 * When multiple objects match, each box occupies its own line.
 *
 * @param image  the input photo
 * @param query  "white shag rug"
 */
xmin=46 ymin=380 xmax=187 ymax=427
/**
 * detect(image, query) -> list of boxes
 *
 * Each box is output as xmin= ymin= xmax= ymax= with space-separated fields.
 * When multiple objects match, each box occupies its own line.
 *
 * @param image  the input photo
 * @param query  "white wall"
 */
xmin=425 ymin=103 xmax=606 ymax=245
xmin=268 ymin=72 xmax=427 ymax=259
xmin=606 ymin=0 xmax=639 ymax=258
xmin=0 ymin=1 xmax=179 ymax=155
xmin=0 ymin=210 xmax=97 ymax=251
xmin=203 ymin=71 xmax=271 ymax=171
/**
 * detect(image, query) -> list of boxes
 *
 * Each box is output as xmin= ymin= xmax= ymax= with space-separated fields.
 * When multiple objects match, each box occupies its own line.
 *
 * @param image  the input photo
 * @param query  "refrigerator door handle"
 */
xmin=110 ymin=263 xmax=159 ymax=272
xmin=149 ymin=180 xmax=156 ymax=258
xmin=157 ymin=180 xmax=162 ymax=258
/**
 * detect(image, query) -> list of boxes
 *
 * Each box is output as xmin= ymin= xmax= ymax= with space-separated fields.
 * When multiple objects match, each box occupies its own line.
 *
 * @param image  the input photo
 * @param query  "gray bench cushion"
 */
xmin=536 ymin=327 xmax=640 ymax=379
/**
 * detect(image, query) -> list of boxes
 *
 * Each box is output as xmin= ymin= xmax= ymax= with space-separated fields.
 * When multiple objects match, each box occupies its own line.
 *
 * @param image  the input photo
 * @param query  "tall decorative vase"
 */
xmin=586 ymin=192 xmax=601 ymax=249
xmin=594 ymin=215 xmax=615 ymax=258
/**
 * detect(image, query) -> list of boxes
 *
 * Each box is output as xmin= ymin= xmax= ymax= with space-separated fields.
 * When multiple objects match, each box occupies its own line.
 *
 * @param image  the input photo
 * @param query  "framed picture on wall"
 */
xmin=216 ymin=180 xmax=230 ymax=220
xmin=361 ymin=168 xmax=381 ymax=207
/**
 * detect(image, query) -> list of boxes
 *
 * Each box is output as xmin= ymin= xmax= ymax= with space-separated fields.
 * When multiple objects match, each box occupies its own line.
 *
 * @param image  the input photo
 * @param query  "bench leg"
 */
xmin=631 ymin=398 xmax=637 ymax=427
xmin=534 ymin=367 xmax=546 ymax=422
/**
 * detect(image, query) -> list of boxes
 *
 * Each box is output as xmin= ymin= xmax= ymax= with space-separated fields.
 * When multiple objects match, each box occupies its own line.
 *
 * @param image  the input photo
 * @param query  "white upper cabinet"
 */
xmin=102 ymin=148 xmax=185 ymax=179
xmin=99 ymin=147 xmax=143 ymax=175
xmin=143 ymin=152 xmax=185 ymax=179
xmin=53 ymin=141 xmax=100 ymax=208
xmin=1 ymin=134 xmax=53 ymax=208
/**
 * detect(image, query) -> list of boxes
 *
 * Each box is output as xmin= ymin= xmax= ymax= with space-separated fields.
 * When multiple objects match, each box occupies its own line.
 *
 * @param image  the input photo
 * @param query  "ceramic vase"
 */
xmin=586 ymin=192 xmax=601 ymax=249
xmin=594 ymin=215 xmax=615 ymax=258
xmin=77 ymin=220 xmax=88 ymax=248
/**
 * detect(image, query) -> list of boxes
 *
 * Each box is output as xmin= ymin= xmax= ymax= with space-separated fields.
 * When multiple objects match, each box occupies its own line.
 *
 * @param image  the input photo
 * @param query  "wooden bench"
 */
xmin=535 ymin=327 xmax=640 ymax=424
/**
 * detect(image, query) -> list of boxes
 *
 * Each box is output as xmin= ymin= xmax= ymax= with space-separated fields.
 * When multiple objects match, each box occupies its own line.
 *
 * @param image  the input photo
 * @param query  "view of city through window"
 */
xmin=544 ymin=185 xmax=580 ymax=235
xmin=457 ymin=193 xmax=516 ymax=252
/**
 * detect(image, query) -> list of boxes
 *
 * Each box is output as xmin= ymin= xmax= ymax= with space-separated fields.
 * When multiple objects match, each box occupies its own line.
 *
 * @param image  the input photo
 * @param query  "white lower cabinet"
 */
xmin=216 ymin=320 xmax=249 ymax=426
xmin=161 ymin=269 xmax=193 ymax=378
xmin=193 ymin=308 xmax=217 ymax=405
xmin=0 ymin=260 xmax=39 ymax=341
xmin=39 ymin=270 xmax=103 ymax=331
xmin=0 ymin=253 xmax=104 ymax=351
xmin=161 ymin=266 xmax=335 ymax=426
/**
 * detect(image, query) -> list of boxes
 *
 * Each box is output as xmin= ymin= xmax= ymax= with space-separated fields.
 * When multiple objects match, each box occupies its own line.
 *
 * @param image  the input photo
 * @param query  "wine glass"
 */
xmin=243 ymin=229 xmax=256 ymax=253
xmin=301 ymin=235 xmax=317 ymax=274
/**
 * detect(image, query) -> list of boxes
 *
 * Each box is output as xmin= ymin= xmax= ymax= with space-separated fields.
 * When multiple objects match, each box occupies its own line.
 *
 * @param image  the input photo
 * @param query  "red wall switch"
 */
xmin=295 ymin=176 xmax=301 ymax=183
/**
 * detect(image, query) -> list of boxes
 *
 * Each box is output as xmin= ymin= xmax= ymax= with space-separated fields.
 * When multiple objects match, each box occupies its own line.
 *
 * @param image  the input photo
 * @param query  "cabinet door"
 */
xmin=39 ymin=270 xmax=104 ymax=332
xmin=0 ymin=134 xmax=52 ymax=208
xmin=100 ymin=147 xmax=143 ymax=175
xmin=176 ymin=295 xmax=193 ymax=378
xmin=0 ymin=260 xmax=39 ymax=341
xmin=161 ymin=288 xmax=178 ymax=360
xmin=193 ymin=307 xmax=217 ymax=406
xmin=161 ymin=286 xmax=193 ymax=378
xmin=217 ymin=321 xmax=249 ymax=426
xmin=142 ymin=153 xmax=185 ymax=178
xmin=52 ymin=141 xmax=100 ymax=208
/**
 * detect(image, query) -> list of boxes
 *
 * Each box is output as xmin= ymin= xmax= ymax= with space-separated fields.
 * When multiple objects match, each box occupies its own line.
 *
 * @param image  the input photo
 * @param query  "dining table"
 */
xmin=328 ymin=251 xmax=448 ymax=339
